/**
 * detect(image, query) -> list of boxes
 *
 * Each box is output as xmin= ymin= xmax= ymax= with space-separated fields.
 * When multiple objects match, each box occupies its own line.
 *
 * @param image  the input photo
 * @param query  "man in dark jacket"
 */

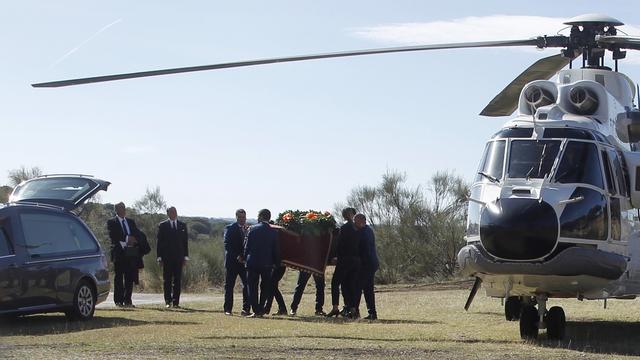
xmin=223 ymin=209 xmax=250 ymax=316
xmin=243 ymin=208 xmax=280 ymax=317
xmin=156 ymin=206 xmax=189 ymax=308
xmin=327 ymin=207 xmax=360 ymax=318
xmin=354 ymin=213 xmax=379 ymax=320
xmin=107 ymin=202 xmax=146 ymax=307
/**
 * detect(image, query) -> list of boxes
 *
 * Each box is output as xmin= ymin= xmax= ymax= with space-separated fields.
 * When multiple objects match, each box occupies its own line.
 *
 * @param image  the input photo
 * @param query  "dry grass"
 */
xmin=2 ymin=282 xmax=640 ymax=359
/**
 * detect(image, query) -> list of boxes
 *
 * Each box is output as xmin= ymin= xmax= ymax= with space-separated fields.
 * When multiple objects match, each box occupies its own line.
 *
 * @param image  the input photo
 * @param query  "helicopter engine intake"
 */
xmin=524 ymin=85 xmax=555 ymax=111
xmin=568 ymin=86 xmax=599 ymax=115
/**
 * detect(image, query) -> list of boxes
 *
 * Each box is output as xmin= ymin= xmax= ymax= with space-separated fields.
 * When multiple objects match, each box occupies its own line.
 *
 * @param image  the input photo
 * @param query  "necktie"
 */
xmin=121 ymin=219 xmax=128 ymax=236
xmin=172 ymin=221 xmax=176 ymax=230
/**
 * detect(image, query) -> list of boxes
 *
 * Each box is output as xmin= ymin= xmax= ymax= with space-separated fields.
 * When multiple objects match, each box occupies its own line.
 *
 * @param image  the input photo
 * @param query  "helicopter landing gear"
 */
xmin=518 ymin=295 xmax=566 ymax=340
xmin=519 ymin=304 xmax=538 ymax=339
xmin=505 ymin=296 xmax=522 ymax=321
xmin=545 ymin=306 xmax=566 ymax=340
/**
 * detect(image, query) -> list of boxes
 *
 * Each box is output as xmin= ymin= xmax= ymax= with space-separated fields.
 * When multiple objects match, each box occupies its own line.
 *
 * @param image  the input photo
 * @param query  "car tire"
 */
xmin=65 ymin=280 xmax=96 ymax=321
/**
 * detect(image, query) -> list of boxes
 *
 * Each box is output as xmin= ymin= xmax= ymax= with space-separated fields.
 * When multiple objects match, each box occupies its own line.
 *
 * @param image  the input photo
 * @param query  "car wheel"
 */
xmin=66 ymin=280 xmax=96 ymax=321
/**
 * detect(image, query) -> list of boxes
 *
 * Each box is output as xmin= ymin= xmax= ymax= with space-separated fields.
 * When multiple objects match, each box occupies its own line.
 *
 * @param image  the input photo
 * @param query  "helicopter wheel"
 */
xmin=545 ymin=306 xmax=566 ymax=340
xmin=505 ymin=296 xmax=522 ymax=321
xmin=519 ymin=305 xmax=539 ymax=340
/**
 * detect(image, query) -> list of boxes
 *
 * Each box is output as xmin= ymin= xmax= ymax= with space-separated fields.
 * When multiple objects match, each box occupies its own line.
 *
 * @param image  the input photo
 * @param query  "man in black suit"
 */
xmin=354 ymin=213 xmax=379 ymax=320
xmin=107 ymin=202 xmax=144 ymax=307
xmin=327 ymin=207 xmax=360 ymax=318
xmin=243 ymin=209 xmax=280 ymax=318
xmin=156 ymin=206 xmax=189 ymax=308
xmin=223 ymin=209 xmax=251 ymax=316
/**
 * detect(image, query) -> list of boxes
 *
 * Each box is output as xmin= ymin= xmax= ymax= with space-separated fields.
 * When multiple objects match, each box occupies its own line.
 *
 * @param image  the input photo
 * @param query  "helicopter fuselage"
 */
xmin=458 ymin=67 xmax=640 ymax=300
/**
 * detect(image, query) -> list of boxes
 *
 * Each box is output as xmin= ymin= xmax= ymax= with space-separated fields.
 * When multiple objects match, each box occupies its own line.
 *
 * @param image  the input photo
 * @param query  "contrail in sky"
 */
xmin=50 ymin=18 xmax=123 ymax=68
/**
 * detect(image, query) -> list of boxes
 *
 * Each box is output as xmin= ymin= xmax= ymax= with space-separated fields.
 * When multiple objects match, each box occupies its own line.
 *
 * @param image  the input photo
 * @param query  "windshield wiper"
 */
xmin=525 ymin=143 xmax=549 ymax=179
xmin=478 ymin=171 xmax=499 ymax=183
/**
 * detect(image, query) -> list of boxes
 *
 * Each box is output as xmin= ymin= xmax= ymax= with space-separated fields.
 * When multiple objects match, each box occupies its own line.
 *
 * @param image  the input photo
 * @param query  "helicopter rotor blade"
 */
xmin=596 ymin=35 xmax=640 ymax=50
xmin=479 ymin=52 xmax=577 ymax=117
xmin=31 ymin=38 xmax=548 ymax=88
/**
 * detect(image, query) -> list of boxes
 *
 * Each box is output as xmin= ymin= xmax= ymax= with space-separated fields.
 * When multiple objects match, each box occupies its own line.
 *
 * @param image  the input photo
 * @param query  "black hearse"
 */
xmin=0 ymin=175 xmax=110 ymax=320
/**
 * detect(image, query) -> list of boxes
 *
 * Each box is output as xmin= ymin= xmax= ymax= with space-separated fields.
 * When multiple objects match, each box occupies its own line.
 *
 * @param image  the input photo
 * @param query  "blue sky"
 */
xmin=2 ymin=1 xmax=640 ymax=217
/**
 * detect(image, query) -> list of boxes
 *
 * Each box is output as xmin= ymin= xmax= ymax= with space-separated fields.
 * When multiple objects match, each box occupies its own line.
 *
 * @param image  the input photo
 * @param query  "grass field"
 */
xmin=3 ymin=281 xmax=640 ymax=359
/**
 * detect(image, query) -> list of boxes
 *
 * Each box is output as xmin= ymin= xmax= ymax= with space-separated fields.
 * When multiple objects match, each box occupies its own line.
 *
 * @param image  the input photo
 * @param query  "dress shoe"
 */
xmin=124 ymin=303 xmax=135 ymax=308
xmin=165 ymin=304 xmax=171 ymax=309
xmin=224 ymin=311 xmax=233 ymax=316
xmin=272 ymin=308 xmax=287 ymax=316
xmin=240 ymin=310 xmax=250 ymax=317
xmin=247 ymin=313 xmax=263 ymax=318
xmin=364 ymin=313 xmax=377 ymax=320
xmin=326 ymin=308 xmax=341 ymax=318
xmin=115 ymin=302 xmax=125 ymax=307
xmin=173 ymin=304 xmax=180 ymax=309
xmin=289 ymin=309 xmax=297 ymax=316
xmin=315 ymin=310 xmax=326 ymax=316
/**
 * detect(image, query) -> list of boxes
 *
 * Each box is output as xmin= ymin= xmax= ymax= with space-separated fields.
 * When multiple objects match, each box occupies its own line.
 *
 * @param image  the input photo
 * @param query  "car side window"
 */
xmin=20 ymin=212 xmax=98 ymax=257
xmin=0 ymin=227 xmax=13 ymax=256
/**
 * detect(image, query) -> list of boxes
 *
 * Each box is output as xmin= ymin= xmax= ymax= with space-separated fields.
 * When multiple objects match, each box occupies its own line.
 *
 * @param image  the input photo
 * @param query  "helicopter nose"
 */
xmin=480 ymin=198 xmax=558 ymax=261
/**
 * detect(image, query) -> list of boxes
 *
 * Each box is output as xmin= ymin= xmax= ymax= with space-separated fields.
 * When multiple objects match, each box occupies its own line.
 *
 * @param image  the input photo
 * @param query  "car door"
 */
xmin=0 ymin=220 xmax=19 ymax=312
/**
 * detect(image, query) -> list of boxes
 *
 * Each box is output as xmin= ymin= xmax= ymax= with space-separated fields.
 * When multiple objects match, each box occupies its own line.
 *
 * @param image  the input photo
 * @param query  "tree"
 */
xmin=0 ymin=186 xmax=12 ymax=203
xmin=342 ymin=170 xmax=469 ymax=283
xmin=8 ymin=166 xmax=42 ymax=187
xmin=133 ymin=186 xmax=167 ymax=215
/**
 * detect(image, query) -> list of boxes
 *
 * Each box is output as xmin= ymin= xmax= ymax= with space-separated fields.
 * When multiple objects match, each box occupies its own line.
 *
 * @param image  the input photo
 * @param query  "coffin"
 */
xmin=273 ymin=225 xmax=333 ymax=276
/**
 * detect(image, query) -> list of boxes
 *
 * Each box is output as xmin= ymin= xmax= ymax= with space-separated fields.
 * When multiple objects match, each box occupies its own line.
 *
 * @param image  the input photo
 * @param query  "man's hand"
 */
xmin=157 ymin=257 xmax=163 ymax=266
xmin=237 ymin=255 xmax=245 ymax=264
xmin=127 ymin=235 xmax=138 ymax=246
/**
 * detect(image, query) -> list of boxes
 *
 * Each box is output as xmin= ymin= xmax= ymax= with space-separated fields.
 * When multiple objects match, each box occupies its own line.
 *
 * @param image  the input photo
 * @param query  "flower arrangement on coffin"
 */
xmin=275 ymin=209 xmax=337 ymax=274
xmin=276 ymin=209 xmax=337 ymax=236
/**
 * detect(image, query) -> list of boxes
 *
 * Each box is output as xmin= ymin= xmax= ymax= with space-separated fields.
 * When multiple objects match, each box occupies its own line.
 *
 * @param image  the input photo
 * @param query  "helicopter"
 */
xmin=31 ymin=13 xmax=640 ymax=341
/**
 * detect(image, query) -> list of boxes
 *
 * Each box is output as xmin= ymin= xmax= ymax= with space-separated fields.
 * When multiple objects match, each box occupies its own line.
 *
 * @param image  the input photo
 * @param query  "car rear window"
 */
xmin=20 ymin=212 xmax=97 ymax=257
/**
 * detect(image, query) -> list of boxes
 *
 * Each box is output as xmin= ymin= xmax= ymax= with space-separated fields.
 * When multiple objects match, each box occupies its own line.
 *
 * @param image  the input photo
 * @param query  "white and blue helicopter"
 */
xmin=33 ymin=13 xmax=640 ymax=341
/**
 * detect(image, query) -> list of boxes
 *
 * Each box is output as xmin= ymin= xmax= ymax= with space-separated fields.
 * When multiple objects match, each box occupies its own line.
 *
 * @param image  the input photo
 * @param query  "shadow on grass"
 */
xmin=197 ymin=334 xmax=514 ymax=345
xmin=0 ymin=315 xmax=199 ymax=337
xmin=262 ymin=315 xmax=439 ymax=325
xmin=538 ymin=320 xmax=640 ymax=356
xmin=141 ymin=306 xmax=225 ymax=314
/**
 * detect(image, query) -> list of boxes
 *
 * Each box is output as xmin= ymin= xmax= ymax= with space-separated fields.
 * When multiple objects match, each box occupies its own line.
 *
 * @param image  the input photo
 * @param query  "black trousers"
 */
xmin=355 ymin=267 xmax=377 ymax=315
xmin=290 ymin=271 xmax=325 ymax=312
xmin=247 ymin=266 xmax=273 ymax=315
xmin=163 ymin=259 xmax=183 ymax=306
xmin=113 ymin=260 xmax=134 ymax=305
xmin=223 ymin=262 xmax=249 ymax=312
xmin=264 ymin=266 xmax=286 ymax=313
xmin=331 ymin=257 xmax=360 ymax=308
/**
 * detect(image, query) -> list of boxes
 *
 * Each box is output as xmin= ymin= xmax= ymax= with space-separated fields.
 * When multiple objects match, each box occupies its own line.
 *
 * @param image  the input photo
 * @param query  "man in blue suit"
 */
xmin=243 ymin=208 xmax=280 ymax=318
xmin=354 ymin=213 xmax=379 ymax=320
xmin=223 ymin=209 xmax=251 ymax=316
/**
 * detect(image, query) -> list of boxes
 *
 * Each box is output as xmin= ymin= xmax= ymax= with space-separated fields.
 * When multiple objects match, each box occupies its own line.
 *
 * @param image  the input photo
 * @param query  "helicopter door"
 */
xmin=602 ymin=150 xmax=622 ymax=240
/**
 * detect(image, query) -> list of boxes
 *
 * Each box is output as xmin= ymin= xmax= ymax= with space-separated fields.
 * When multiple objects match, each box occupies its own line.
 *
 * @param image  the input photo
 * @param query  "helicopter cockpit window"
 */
xmin=554 ymin=141 xmax=604 ymax=189
xmin=609 ymin=149 xmax=628 ymax=197
xmin=593 ymin=132 xmax=609 ymax=144
xmin=491 ymin=128 xmax=533 ymax=139
xmin=543 ymin=128 xmax=595 ymax=140
xmin=507 ymin=140 xmax=560 ymax=179
xmin=476 ymin=140 xmax=505 ymax=183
